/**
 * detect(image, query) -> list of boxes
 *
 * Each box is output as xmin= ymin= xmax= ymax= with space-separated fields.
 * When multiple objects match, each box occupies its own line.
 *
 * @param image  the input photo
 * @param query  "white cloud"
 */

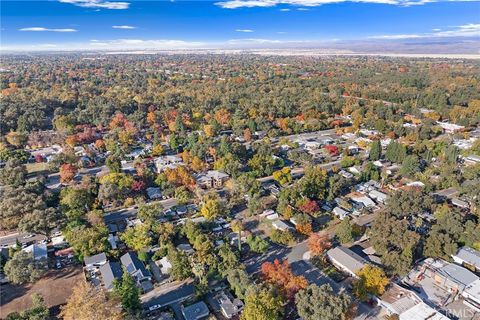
xmin=87 ymin=38 xmax=206 ymax=49
xmin=369 ymin=23 xmax=480 ymax=39
xmin=227 ymin=38 xmax=283 ymax=44
xmin=112 ymin=25 xmax=136 ymax=29
xmin=433 ymin=23 xmax=480 ymax=37
xmin=216 ymin=0 xmax=279 ymax=8
xmin=369 ymin=34 xmax=422 ymax=39
xmin=280 ymin=7 xmax=291 ymax=10
xmin=19 ymin=27 xmax=77 ymax=32
xmin=59 ymin=0 xmax=130 ymax=10
xmin=297 ymin=7 xmax=310 ymax=9
xmin=215 ymin=0 xmax=477 ymax=8
xmin=236 ymin=29 xmax=254 ymax=32
xmin=277 ymin=31 xmax=288 ymax=34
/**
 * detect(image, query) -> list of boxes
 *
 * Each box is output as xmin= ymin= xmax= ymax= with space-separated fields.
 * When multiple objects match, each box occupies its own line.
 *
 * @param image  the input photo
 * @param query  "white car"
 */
xmin=148 ymin=304 xmax=161 ymax=311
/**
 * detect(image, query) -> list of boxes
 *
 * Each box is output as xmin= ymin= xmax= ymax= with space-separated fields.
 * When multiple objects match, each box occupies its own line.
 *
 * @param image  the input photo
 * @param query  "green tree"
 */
xmin=400 ymin=155 xmax=420 ymax=178
xmin=114 ymin=272 xmax=141 ymax=313
xmin=369 ymin=211 xmax=420 ymax=276
xmin=270 ymin=229 xmax=295 ymax=246
xmin=137 ymin=202 xmax=163 ymax=223
xmin=0 ymin=186 xmax=46 ymax=230
xmin=385 ymin=189 xmax=433 ymax=219
xmin=246 ymin=235 xmax=269 ymax=253
xmin=174 ymin=186 xmax=191 ymax=205
xmin=63 ymin=223 xmax=109 ymax=261
xmin=6 ymin=293 xmax=49 ymax=320
xmin=297 ymin=166 xmax=328 ymax=200
xmin=217 ymin=244 xmax=240 ymax=277
xmin=241 ymin=287 xmax=283 ymax=320
xmin=106 ymin=155 xmax=122 ymax=173
xmin=272 ymin=167 xmax=292 ymax=185
xmin=4 ymin=251 xmax=47 ymax=284
xmin=18 ymin=207 xmax=63 ymax=237
xmin=200 ymin=198 xmax=225 ymax=220
xmin=168 ymin=247 xmax=193 ymax=281
xmin=226 ymin=269 xmax=251 ymax=299
xmin=120 ymin=224 xmax=152 ymax=251
xmin=369 ymin=140 xmax=381 ymax=161
xmin=424 ymin=207 xmax=465 ymax=259
xmin=0 ymin=158 xmax=27 ymax=187
xmin=295 ymin=284 xmax=351 ymax=320
xmin=385 ymin=141 xmax=407 ymax=163
xmin=336 ymin=218 xmax=353 ymax=244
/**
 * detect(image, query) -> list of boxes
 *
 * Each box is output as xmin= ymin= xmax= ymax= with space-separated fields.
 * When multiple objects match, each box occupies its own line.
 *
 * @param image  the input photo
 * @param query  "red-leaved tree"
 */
xmin=60 ymin=163 xmax=77 ymax=183
xmin=308 ymin=233 xmax=332 ymax=257
xmin=261 ymin=259 xmax=308 ymax=300
xmin=324 ymin=144 xmax=339 ymax=156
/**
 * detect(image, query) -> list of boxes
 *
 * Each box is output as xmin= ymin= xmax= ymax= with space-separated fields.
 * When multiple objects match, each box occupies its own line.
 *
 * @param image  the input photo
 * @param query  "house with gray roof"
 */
xmin=271 ymin=219 xmax=294 ymax=232
xmin=121 ymin=252 xmax=152 ymax=292
xmin=451 ymin=198 xmax=469 ymax=209
xmin=99 ymin=261 xmax=123 ymax=290
xmin=84 ymin=252 xmax=107 ymax=270
xmin=326 ymin=246 xmax=367 ymax=277
xmin=181 ymin=301 xmax=210 ymax=320
xmin=452 ymin=247 xmax=480 ymax=272
xmin=212 ymin=291 xmax=244 ymax=319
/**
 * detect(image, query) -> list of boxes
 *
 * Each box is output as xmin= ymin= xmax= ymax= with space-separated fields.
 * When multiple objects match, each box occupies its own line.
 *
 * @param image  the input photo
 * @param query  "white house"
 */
xmin=369 ymin=190 xmax=388 ymax=204
xmin=348 ymin=192 xmax=375 ymax=208
xmin=376 ymin=283 xmax=450 ymax=320
xmin=332 ymin=207 xmax=349 ymax=220
xmin=465 ymin=155 xmax=480 ymax=165
xmin=436 ymin=121 xmax=465 ymax=133
xmin=154 ymin=155 xmax=184 ymax=173
xmin=158 ymin=256 xmax=172 ymax=275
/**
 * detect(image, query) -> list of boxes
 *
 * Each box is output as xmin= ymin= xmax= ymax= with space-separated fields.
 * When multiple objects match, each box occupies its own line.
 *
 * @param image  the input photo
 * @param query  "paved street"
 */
xmin=103 ymin=198 xmax=178 ymax=223
xmin=0 ymin=233 xmax=47 ymax=248
xmin=257 ymin=159 xmax=342 ymax=183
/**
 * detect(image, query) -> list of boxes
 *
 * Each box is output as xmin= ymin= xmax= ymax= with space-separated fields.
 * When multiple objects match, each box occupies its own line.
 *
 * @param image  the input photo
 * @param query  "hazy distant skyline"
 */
xmin=1 ymin=0 xmax=479 ymax=52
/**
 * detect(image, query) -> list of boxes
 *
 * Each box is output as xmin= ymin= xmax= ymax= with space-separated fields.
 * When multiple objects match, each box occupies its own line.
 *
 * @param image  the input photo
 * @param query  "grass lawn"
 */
xmin=25 ymin=162 xmax=49 ymax=174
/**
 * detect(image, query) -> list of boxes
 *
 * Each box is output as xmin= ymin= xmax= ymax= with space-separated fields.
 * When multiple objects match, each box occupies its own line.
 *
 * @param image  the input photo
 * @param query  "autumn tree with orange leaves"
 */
xmin=243 ymin=128 xmax=252 ymax=141
xmin=164 ymin=166 xmax=195 ymax=188
xmin=109 ymin=113 xmax=137 ymax=146
xmin=214 ymin=108 xmax=231 ymax=126
xmin=308 ymin=233 xmax=332 ymax=257
xmin=60 ymin=163 xmax=77 ymax=183
xmin=261 ymin=259 xmax=308 ymax=300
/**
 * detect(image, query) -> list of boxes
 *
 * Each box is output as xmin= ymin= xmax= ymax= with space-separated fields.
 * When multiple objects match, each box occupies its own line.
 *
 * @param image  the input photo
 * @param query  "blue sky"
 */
xmin=1 ymin=0 xmax=479 ymax=50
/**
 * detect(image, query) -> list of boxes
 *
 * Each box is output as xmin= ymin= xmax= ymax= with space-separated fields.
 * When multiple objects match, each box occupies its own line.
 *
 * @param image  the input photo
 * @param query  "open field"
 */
xmin=0 ymin=266 xmax=84 ymax=318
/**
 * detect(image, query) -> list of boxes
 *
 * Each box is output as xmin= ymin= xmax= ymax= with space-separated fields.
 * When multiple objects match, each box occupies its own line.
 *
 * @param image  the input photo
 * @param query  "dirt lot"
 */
xmin=0 ymin=266 xmax=84 ymax=318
